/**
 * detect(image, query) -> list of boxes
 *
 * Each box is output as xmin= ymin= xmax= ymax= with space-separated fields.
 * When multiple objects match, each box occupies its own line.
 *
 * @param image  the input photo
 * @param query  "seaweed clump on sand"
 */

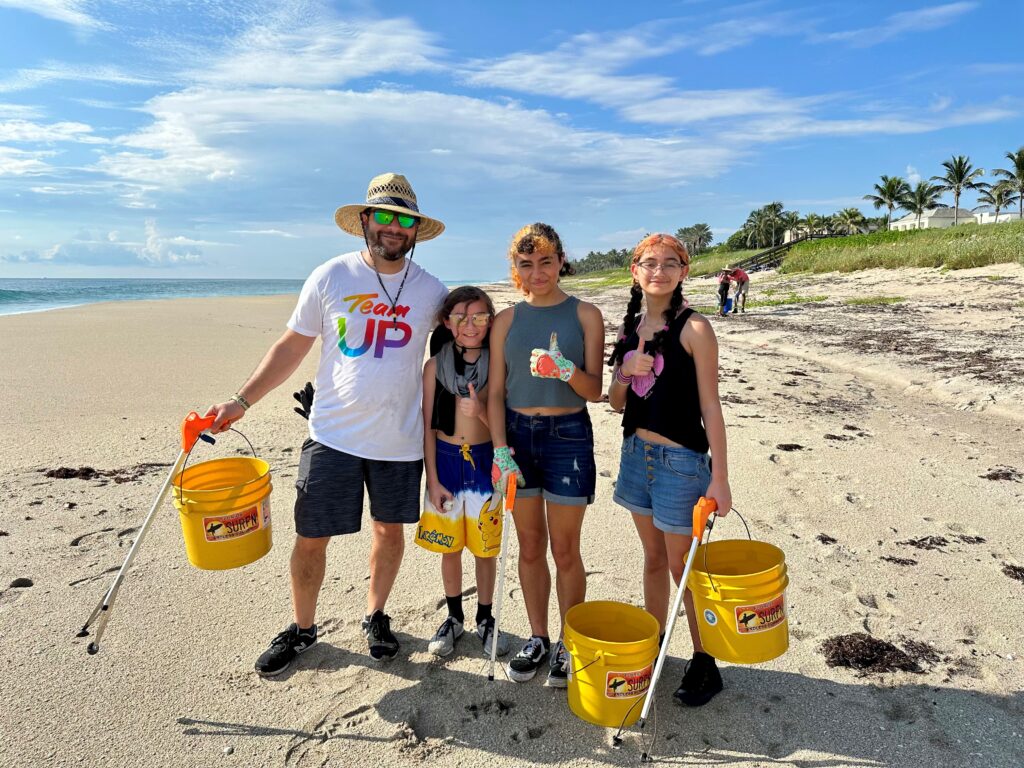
xmin=1003 ymin=564 xmax=1024 ymax=583
xmin=820 ymin=633 xmax=938 ymax=674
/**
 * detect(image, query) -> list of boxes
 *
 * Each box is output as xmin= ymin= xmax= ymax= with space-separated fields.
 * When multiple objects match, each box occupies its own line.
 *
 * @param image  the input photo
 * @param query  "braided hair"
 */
xmin=607 ymin=233 xmax=689 ymax=367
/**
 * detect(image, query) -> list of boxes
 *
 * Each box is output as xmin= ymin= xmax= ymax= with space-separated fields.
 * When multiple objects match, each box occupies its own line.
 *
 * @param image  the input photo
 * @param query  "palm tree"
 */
xmin=801 ymin=212 xmax=825 ymax=236
xmin=691 ymin=223 xmax=713 ymax=254
xmin=992 ymin=146 xmax=1024 ymax=220
xmin=930 ymin=155 xmax=985 ymax=226
xmin=832 ymin=207 xmax=866 ymax=235
xmin=901 ymin=181 xmax=943 ymax=230
xmin=781 ymin=210 xmax=801 ymax=241
xmin=863 ymin=175 xmax=910 ymax=230
xmin=973 ymin=182 xmax=1020 ymax=223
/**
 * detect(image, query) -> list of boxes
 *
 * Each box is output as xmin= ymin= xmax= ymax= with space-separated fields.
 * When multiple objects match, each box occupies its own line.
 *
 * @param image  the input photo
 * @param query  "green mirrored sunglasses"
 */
xmin=372 ymin=209 xmax=419 ymax=229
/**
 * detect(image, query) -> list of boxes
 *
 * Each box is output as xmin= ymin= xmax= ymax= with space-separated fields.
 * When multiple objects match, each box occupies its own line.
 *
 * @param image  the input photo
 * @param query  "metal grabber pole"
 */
xmin=488 ymin=474 xmax=518 ymax=681
xmin=77 ymin=412 xmax=216 ymax=654
xmin=636 ymin=497 xmax=718 ymax=738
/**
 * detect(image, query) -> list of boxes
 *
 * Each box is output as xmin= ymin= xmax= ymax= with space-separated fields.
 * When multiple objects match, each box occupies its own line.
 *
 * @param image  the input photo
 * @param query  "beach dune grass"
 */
xmin=782 ymin=220 xmax=1024 ymax=273
xmin=843 ymin=296 xmax=905 ymax=306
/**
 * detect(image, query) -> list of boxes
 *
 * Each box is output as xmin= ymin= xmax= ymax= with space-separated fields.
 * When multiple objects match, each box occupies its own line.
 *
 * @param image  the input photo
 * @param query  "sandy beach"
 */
xmin=2 ymin=264 xmax=1023 ymax=768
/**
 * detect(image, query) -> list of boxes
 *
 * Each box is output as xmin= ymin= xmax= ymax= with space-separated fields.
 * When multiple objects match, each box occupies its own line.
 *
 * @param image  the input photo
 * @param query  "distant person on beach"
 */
xmin=729 ymin=266 xmax=749 ymax=314
xmin=487 ymin=223 xmax=605 ymax=687
xmin=607 ymin=233 xmax=732 ymax=707
xmin=716 ymin=270 xmax=732 ymax=316
xmin=206 ymin=172 xmax=449 ymax=676
xmin=416 ymin=286 xmax=511 ymax=659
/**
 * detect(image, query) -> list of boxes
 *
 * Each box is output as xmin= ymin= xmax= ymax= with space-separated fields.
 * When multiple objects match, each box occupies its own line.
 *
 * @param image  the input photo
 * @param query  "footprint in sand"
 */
xmin=0 ymin=577 xmax=33 ymax=609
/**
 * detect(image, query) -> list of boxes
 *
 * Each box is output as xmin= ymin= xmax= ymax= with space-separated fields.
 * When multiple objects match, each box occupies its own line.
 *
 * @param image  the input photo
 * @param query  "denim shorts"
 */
xmin=505 ymin=408 xmax=596 ymax=506
xmin=613 ymin=434 xmax=711 ymax=535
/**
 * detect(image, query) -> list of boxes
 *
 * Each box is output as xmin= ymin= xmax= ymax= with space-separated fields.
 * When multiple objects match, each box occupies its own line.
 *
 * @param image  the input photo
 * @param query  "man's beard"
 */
xmin=368 ymin=230 xmax=412 ymax=261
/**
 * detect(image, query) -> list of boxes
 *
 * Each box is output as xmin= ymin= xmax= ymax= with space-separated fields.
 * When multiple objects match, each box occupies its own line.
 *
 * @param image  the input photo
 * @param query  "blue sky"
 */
xmin=0 ymin=0 xmax=1021 ymax=280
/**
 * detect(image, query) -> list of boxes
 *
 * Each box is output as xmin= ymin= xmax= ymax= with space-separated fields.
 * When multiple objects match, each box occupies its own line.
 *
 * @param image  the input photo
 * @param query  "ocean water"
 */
xmin=0 ymin=278 xmax=306 ymax=316
xmin=0 ymin=277 xmax=477 ymax=316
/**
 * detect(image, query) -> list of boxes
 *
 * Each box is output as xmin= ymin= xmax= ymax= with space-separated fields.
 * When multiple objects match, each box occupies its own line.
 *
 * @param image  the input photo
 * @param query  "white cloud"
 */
xmin=907 ymin=165 xmax=921 ymax=185
xmin=2 ymin=220 xmax=205 ymax=265
xmin=0 ymin=146 xmax=55 ymax=176
xmin=0 ymin=102 xmax=43 ymax=118
xmin=0 ymin=0 xmax=109 ymax=30
xmin=91 ymin=86 xmax=740 ymax=192
xmin=0 ymin=119 xmax=103 ymax=143
xmin=821 ymin=2 xmax=978 ymax=48
xmin=619 ymin=89 xmax=813 ymax=125
xmin=595 ymin=227 xmax=647 ymax=245
xmin=190 ymin=16 xmax=444 ymax=87
xmin=463 ymin=28 xmax=679 ymax=108
xmin=695 ymin=12 xmax=806 ymax=56
xmin=231 ymin=229 xmax=299 ymax=238
xmin=0 ymin=63 xmax=157 ymax=93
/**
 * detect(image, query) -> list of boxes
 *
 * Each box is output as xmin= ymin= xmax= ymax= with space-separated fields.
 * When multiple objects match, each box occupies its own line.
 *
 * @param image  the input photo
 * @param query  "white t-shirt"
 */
xmin=288 ymin=251 xmax=448 ymax=461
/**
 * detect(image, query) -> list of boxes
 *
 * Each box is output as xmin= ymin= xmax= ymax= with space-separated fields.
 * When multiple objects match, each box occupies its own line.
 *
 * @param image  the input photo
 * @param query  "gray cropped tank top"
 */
xmin=504 ymin=296 xmax=587 ymax=409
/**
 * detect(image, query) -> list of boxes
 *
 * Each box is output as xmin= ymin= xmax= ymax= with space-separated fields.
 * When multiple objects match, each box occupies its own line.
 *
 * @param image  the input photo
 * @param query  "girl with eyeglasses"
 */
xmin=606 ymin=233 xmax=733 ymax=707
xmin=417 ymin=286 xmax=513 ymax=659
xmin=487 ymin=223 xmax=605 ymax=686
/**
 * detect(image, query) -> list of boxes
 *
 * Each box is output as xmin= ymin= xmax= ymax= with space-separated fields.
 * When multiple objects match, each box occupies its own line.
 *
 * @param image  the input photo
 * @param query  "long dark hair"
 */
xmin=430 ymin=285 xmax=495 ymax=355
xmin=607 ymin=234 xmax=689 ymax=367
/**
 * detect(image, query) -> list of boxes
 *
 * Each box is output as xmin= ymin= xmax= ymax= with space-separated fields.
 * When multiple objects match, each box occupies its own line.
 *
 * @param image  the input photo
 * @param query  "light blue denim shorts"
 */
xmin=612 ymin=434 xmax=711 ymax=535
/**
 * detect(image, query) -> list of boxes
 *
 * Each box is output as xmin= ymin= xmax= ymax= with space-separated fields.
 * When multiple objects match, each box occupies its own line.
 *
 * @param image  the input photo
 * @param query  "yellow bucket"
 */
xmin=563 ymin=601 xmax=660 ymax=728
xmin=688 ymin=539 xmax=789 ymax=664
xmin=172 ymin=457 xmax=273 ymax=570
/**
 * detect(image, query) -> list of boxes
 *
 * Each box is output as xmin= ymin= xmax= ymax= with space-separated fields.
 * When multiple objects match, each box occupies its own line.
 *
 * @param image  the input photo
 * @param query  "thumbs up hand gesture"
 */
xmin=457 ymin=382 xmax=483 ymax=418
xmin=621 ymin=338 xmax=654 ymax=378
xmin=529 ymin=332 xmax=576 ymax=383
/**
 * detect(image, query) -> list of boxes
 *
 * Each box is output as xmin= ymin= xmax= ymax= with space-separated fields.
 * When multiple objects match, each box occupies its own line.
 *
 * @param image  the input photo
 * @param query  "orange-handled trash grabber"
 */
xmin=636 ymin=496 xmax=718 ymax=739
xmin=77 ymin=412 xmax=216 ymax=654
xmin=488 ymin=474 xmax=517 ymax=681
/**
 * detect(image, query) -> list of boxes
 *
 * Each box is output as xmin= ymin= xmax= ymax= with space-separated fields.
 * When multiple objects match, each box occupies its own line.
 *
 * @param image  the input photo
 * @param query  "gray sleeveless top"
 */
xmin=504 ymin=296 xmax=587 ymax=409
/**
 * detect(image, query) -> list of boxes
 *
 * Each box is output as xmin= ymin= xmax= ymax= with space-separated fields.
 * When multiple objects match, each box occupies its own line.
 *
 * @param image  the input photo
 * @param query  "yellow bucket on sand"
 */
xmin=172 ymin=457 xmax=273 ymax=570
xmin=563 ymin=601 xmax=660 ymax=728
xmin=688 ymin=539 xmax=789 ymax=664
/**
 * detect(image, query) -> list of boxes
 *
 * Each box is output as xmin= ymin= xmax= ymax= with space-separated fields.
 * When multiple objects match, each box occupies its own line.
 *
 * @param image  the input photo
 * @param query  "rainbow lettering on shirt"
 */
xmin=337 ymin=293 xmax=412 ymax=358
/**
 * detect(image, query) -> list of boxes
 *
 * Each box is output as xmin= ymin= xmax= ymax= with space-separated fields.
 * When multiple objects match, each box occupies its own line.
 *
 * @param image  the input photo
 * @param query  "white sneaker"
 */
xmin=427 ymin=616 xmax=464 ymax=657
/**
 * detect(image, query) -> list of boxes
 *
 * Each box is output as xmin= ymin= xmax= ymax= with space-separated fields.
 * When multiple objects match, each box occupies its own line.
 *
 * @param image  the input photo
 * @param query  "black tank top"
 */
xmin=621 ymin=308 xmax=709 ymax=453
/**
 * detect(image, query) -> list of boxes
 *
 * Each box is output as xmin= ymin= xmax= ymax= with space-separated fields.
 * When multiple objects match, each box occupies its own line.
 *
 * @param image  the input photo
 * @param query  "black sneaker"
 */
xmin=507 ymin=635 xmax=549 ymax=682
xmin=254 ymin=623 xmax=317 ymax=678
xmin=673 ymin=651 xmax=723 ymax=706
xmin=546 ymin=640 xmax=569 ymax=688
xmin=362 ymin=610 xmax=400 ymax=661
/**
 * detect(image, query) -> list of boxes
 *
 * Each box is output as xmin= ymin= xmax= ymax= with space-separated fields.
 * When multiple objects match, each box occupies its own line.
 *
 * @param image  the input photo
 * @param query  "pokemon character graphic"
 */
xmin=473 ymin=492 xmax=504 ymax=557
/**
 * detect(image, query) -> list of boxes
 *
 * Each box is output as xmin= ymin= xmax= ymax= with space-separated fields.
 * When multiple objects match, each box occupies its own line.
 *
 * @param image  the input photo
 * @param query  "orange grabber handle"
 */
xmin=181 ymin=411 xmax=216 ymax=452
xmin=504 ymin=474 xmax=518 ymax=513
xmin=692 ymin=496 xmax=718 ymax=539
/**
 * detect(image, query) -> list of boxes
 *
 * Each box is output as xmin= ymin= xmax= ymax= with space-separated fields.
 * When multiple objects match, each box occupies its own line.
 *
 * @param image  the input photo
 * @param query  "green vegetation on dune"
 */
xmin=781 ymin=220 xmax=1024 ymax=273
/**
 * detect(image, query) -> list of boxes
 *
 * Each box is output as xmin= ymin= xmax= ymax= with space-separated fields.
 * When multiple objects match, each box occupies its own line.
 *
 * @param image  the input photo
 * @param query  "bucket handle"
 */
xmin=176 ymin=424 xmax=258 ymax=504
xmin=702 ymin=507 xmax=751 ymax=594
xmin=563 ymin=644 xmax=652 ymax=673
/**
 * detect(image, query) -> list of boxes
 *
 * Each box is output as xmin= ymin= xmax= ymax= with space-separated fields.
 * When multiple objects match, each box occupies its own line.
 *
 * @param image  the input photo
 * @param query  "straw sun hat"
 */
xmin=334 ymin=172 xmax=445 ymax=242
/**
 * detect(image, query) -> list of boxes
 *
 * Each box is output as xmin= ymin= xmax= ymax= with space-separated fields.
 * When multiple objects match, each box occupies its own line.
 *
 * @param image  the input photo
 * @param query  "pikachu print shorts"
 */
xmin=416 ymin=440 xmax=502 ymax=558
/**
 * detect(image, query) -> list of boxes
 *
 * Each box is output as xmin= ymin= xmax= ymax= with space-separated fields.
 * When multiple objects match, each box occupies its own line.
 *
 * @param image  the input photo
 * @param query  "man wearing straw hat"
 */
xmin=206 ymin=173 xmax=448 ymax=676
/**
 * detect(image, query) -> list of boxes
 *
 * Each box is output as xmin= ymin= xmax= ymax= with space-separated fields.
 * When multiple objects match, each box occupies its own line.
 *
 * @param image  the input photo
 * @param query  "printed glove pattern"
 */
xmin=529 ymin=332 xmax=576 ymax=383
xmin=491 ymin=445 xmax=524 ymax=495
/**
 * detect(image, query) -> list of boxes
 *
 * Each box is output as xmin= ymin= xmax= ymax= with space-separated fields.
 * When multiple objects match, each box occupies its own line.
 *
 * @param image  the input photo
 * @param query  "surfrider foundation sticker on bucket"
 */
xmin=605 ymin=664 xmax=652 ymax=699
xmin=203 ymin=498 xmax=269 ymax=543
xmin=735 ymin=594 xmax=785 ymax=634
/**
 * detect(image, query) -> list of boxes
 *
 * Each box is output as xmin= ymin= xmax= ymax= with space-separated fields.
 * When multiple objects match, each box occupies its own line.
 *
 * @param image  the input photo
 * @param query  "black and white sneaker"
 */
xmin=507 ymin=635 xmax=549 ymax=682
xmin=427 ymin=616 xmax=464 ymax=657
xmin=546 ymin=640 xmax=569 ymax=688
xmin=254 ymin=623 xmax=317 ymax=678
xmin=362 ymin=610 xmax=400 ymax=661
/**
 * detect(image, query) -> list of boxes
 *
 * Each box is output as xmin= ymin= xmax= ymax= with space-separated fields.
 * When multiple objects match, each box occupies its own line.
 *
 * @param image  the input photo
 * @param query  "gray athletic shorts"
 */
xmin=294 ymin=439 xmax=423 ymax=538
